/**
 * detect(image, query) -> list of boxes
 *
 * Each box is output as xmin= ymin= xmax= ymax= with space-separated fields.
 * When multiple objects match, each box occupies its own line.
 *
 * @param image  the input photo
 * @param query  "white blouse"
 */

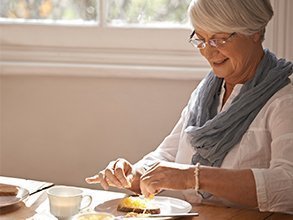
xmin=135 ymin=79 xmax=293 ymax=213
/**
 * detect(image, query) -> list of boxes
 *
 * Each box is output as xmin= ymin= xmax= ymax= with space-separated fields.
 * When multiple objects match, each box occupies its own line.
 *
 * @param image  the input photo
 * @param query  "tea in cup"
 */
xmin=47 ymin=186 xmax=92 ymax=219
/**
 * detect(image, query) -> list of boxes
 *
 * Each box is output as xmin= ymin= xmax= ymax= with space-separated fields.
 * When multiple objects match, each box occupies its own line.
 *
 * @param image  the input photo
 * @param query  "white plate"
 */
xmin=0 ymin=186 xmax=29 ymax=208
xmin=95 ymin=196 xmax=192 ymax=218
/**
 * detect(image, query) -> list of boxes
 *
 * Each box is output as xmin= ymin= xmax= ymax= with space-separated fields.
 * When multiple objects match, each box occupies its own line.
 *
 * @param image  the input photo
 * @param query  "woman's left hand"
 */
xmin=140 ymin=162 xmax=195 ymax=198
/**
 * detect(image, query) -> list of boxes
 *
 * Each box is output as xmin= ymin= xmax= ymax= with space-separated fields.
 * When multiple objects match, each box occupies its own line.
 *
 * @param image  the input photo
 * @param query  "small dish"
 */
xmin=0 ymin=185 xmax=29 ymax=208
xmin=73 ymin=211 xmax=115 ymax=220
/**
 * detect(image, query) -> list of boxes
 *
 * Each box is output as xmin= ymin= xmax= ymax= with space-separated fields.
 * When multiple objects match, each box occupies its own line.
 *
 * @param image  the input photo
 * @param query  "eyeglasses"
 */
xmin=189 ymin=31 xmax=236 ymax=49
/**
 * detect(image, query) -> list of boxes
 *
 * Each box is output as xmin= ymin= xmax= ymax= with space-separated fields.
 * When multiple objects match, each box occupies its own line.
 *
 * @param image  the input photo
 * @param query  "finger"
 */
xmin=141 ymin=180 xmax=160 ymax=198
xmin=85 ymin=175 xmax=101 ymax=184
xmin=99 ymin=171 xmax=111 ymax=190
xmin=126 ymin=173 xmax=134 ymax=187
xmin=95 ymin=172 xmax=122 ymax=190
xmin=106 ymin=161 xmax=116 ymax=170
xmin=104 ymin=159 xmax=125 ymax=188
xmin=140 ymin=182 xmax=151 ymax=198
xmin=140 ymin=166 xmax=163 ymax=196
xmin=104 ymin=168 xmax=123 ymax=188
xmin=147 ymin=181 xmax=161 ymax=195
xmin=140 ymin=175 xmax=152 ymax=198
xmin=115 ymin=160 xmax=132 ymax=188
xmin=114 ymin=168 xmax=130 ymax=188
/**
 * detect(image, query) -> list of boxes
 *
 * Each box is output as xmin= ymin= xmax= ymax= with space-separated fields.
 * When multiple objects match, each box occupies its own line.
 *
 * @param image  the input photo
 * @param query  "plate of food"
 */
xmin=0 ymin=183 xmax=29 ymax=208
xmin=95 ymin=195 xmax=193 ymax=219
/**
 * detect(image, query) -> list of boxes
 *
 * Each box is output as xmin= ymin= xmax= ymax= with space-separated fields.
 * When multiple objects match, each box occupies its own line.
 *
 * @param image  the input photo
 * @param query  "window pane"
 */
xmin=0 ymin=0 xmax=98 ymax=21
xmin=106 ymin=0 xmax=190 ymax=26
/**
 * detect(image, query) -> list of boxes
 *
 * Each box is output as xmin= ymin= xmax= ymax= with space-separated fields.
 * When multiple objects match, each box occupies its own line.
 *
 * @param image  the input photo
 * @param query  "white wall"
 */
xmin=0 ymin=74 xmax=198 ymax=190
xmin=264 ymin=0 xmax=293 ymax=61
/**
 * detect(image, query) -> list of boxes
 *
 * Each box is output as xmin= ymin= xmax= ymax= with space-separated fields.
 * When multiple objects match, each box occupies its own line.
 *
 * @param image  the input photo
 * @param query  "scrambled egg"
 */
xmin=119 ymin=197 xmax=150 ymax=209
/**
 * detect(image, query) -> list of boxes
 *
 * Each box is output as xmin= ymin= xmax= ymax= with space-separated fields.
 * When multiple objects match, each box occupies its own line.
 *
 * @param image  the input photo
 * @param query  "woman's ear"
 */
xmin=252 ymin=32 xmax=262 ymax=43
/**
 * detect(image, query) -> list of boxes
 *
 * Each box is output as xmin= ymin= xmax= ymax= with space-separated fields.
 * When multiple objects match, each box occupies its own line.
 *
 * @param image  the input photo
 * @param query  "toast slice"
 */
xmin=0 ymin=184 xmax=18 ymax=196
xmin=117 ymin=196 xmax=160 ymax=214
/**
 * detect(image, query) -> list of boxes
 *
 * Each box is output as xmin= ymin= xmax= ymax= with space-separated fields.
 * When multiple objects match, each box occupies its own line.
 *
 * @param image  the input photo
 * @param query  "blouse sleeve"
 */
xmin=134 ymin=107 xmax=188 ymax=170
xmin=251 ymin=89 xmax=293 ymax=214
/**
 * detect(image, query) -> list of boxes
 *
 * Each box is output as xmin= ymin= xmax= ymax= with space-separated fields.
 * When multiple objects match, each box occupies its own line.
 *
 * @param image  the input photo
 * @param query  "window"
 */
xmin=0 ymin=1 xmax=212 ymax=79
xmin=106 ymin=0 xmax=190 ymax=26
xmin=1 ymin=0 xmax=190 ymax=26
xmin=1 ymin=0 xmax=98 ymax=21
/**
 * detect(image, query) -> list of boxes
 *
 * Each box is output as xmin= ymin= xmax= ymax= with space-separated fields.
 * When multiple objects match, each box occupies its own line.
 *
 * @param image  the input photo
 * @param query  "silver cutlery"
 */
xmin=115 ymin=212 xmax=199 ymax=219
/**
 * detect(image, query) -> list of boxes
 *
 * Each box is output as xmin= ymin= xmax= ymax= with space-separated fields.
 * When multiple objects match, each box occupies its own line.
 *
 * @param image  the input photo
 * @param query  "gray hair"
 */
xmin=188 ymin=0 xmax=273 ymax=41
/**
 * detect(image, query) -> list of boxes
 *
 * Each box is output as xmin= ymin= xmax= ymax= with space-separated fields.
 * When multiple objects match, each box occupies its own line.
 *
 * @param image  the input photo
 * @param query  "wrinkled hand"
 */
xmin=140 ymin=162 xmax=195 ymax=198
xmin=86 ymin=158 xmax=141 ymax=194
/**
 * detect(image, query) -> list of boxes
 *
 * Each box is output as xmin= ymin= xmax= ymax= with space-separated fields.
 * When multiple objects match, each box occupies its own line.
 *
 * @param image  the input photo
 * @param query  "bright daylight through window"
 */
xmin=0 ymin=0 xmax=190 ymax=26
xmin=0 ymin=0 xmax=208 ymax=80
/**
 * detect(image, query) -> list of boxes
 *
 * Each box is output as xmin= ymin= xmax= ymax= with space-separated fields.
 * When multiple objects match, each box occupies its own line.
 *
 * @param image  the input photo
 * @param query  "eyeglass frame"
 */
xmin=189 ymin=30 xmax=236 ymax=49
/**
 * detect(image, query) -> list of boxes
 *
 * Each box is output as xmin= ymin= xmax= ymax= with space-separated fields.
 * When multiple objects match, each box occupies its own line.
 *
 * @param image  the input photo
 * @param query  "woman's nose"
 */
xmin=201 ymin=45 xmax=219 ymax=60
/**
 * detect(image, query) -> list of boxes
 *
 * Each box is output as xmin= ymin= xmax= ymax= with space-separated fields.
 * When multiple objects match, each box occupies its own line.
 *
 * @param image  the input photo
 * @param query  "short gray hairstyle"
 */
xmin=188 ymin=0 xmax=273 ymax=41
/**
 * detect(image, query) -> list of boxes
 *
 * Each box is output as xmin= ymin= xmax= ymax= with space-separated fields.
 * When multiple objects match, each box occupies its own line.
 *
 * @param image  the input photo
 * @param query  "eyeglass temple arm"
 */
xmin=189 ymin=30 xmax=195 ymax=40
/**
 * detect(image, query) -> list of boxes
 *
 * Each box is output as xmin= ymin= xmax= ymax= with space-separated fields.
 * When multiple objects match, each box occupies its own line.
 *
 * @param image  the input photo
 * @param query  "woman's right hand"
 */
xmin=85 ymin=158 xmax=141 ymax=194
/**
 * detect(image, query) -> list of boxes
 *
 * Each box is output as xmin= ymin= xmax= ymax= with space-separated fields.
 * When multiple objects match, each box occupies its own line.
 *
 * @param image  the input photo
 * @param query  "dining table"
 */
xmin=0 ymin=176 xmax=292 ymax=220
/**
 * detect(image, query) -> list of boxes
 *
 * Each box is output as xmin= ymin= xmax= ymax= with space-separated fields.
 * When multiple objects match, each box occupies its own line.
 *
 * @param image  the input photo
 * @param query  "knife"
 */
xmin=29 ymin=183 xmax=54 ymax=196
xmin=146 ymin=212 xmax=199 ymax=218
xmin=115 ymin=212 xmax=199 ymax=219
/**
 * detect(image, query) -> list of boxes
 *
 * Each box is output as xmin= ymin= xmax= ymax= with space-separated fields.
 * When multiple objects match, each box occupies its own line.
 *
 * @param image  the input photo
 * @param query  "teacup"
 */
xmin=47 ymin=186 xmax=92 ymax=219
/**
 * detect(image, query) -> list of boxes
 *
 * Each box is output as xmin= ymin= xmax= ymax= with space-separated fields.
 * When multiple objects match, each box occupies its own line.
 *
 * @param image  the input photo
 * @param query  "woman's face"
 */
xmin=195 ymin=28 xmax=263 ymax=84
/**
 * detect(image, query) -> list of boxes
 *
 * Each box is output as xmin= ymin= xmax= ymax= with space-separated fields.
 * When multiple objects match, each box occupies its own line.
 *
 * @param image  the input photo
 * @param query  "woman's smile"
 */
xmin=211 ymin=58 xmax=229 ymax=67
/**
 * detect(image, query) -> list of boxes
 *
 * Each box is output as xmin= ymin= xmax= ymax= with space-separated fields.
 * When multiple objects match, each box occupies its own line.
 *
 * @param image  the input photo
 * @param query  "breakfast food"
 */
xmin=117 ymin=196 xmax=160 ymax=214
xmin=124 ymin=212 xmax=150 ymax=218
xmin=0 ymin=184 xmax=18 ymax=196
xmin=74 ymin=212 xmax=114 ymax=220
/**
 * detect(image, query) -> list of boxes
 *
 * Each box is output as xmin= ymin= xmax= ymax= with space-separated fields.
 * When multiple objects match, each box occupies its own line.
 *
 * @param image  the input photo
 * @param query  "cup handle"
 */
xmin=80 ymin=195 xmax=92 ymax=210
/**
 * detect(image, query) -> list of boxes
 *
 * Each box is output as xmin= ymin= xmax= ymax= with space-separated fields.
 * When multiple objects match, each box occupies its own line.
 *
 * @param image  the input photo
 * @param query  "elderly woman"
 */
xmin=86 ymin=0 xmax=293 ymax=213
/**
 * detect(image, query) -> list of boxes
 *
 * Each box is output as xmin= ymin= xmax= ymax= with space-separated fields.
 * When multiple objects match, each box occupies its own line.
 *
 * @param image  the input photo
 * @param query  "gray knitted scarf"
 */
xmin=186 ymin=49 xmax=293 ymax=167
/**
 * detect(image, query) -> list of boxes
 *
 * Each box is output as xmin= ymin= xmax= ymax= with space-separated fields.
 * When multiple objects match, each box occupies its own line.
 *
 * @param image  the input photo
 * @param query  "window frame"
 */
xmin=0 ymin=19 xmax=209 ymax=80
